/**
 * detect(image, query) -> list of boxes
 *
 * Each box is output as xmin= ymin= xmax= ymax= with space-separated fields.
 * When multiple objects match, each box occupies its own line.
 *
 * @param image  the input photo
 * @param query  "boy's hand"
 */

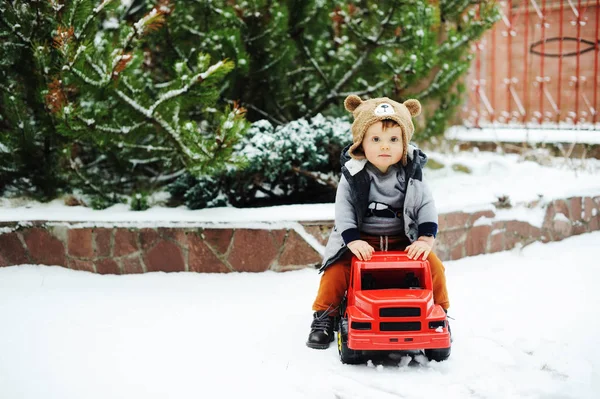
xmin=405 ymin=236 xmax=434 ymax=260
xmin=347 ymin=240 xmax=375 ymax=261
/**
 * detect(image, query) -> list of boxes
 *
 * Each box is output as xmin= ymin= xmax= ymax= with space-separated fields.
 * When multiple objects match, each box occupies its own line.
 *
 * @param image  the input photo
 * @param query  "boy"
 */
xmin=306 ymin=94 xmax=450 ymax=349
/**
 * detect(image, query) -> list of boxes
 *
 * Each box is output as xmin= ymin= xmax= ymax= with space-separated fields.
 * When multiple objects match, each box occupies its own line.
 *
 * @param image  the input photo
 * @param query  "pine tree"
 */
xmin=160 ymin=0 xmax=500 ymax=137
xmin=0 ymin=0 xmax=247 ymax=203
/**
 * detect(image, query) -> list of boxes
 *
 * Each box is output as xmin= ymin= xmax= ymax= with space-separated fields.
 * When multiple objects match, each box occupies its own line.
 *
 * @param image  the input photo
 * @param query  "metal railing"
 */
xmin=461 ymin=0 xmax=599 ymax=129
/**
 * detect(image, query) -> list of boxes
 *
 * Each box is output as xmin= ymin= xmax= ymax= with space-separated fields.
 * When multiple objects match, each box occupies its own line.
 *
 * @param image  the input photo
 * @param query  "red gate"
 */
xmin=461 ymin=0 xmax=599 ymax=129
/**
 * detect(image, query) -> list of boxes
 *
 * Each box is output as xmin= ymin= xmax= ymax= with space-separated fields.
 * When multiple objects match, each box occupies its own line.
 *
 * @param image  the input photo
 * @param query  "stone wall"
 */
xmin=1 ymin=195 xmax=599 ymax=273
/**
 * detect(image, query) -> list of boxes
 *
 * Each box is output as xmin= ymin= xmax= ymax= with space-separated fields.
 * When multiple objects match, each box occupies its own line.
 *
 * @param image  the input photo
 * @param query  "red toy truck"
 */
xmin=337 ymin=251 xmax=451 ymax=364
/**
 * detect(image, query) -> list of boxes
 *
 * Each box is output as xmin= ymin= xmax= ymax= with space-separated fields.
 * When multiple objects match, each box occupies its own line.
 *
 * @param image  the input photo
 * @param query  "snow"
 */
xmin=0 ymin=232 xmax=599 ymax=398
xmin=0 ymin=150 xmax=598 ymax=224
xmin=102 ymin=17 xmax=119 ymax=30
xmin=447 ymin=125 xmax=600 ymax=144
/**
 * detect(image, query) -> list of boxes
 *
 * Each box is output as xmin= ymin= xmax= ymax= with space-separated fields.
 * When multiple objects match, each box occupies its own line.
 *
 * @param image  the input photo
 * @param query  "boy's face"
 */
xmin=361 ymin=121 xmax=404 ymax=174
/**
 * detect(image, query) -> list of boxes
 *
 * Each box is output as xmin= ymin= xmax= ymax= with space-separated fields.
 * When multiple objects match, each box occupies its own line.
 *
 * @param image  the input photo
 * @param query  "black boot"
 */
xmin=306 ymin=310 xmax=335 ymax=349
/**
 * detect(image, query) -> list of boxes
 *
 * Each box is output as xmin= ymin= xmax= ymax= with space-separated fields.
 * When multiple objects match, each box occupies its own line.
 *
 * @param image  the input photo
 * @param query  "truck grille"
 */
xmin=380 ymin=322 xmax=421 ymax=331
xmin=379 ymin=307 xmax=421 ymax=317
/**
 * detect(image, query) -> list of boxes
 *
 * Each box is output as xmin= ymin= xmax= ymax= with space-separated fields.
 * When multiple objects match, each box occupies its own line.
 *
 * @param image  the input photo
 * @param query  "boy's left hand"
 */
xmin=405 ymin=236 xmax=434 ymax=260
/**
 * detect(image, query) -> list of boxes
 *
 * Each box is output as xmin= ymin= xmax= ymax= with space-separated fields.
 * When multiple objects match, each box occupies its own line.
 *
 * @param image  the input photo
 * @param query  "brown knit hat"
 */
xmin=344 ymin=95 xmax=422 ymax=165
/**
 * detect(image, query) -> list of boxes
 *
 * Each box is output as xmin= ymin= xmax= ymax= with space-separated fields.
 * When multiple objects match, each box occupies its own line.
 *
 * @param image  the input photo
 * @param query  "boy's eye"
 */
xmin=372 ymin=137 xmax=380 ymax=143
xmin=391 ymin=137 xmax=399 ymax=143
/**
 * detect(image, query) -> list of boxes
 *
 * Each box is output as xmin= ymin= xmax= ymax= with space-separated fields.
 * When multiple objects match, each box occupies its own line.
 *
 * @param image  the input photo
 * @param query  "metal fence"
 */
xmin=461 ymin=0 xmax=599 ymax=128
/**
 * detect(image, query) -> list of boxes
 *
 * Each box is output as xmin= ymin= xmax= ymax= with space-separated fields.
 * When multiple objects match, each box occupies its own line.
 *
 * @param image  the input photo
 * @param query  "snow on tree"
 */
xmin=170 ymin=114 xmax=352 ymax=209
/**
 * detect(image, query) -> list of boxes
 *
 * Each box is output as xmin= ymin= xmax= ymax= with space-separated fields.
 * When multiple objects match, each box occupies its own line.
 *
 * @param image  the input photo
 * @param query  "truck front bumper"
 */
xmin=348 ymin=331 xmax=450 ymax=351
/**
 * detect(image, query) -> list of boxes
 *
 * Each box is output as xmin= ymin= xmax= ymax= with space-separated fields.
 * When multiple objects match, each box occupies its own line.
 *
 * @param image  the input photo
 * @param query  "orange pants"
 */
xmin=312 ymin=234 xmax=450 ymax=312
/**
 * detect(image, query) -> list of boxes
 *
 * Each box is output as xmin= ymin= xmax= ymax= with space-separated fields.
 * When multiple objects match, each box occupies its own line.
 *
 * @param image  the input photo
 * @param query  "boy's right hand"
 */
xmin=347 ymin=240 xmax=375 ymax=261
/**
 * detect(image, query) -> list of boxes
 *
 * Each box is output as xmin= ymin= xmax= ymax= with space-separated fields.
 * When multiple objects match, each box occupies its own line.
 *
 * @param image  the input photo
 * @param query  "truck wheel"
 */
xmin=424 ymin=347 xmax=451 ymax=362
xmin=338 ymin=318 xmax=363 ymax=364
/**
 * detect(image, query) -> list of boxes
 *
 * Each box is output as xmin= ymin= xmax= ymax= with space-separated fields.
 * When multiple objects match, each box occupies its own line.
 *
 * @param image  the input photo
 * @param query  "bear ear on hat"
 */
xmin=403 ymin=99 xmax=422 ymax=117
xmin=344 ymin=95 xmax=363 ymax=112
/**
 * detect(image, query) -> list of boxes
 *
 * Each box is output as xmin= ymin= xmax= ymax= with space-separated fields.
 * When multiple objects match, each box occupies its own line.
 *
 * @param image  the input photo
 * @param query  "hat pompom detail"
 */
xmin=344 ymin=95 xmax=363 ymax=112
xmin=403 ymin=99 xmax=421 ymax=117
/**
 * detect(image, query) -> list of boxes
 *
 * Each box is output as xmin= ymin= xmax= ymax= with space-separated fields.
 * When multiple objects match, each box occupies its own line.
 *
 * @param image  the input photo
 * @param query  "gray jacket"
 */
xmin=319 ymin=143 xmax=438 ymax=272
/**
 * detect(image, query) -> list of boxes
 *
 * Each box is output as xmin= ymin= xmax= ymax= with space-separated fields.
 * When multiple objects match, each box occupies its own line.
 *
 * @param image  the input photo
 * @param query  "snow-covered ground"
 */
xmin=0 ymin=231 xmax=598 ymax=399
xmin=1 ymin=150 xmax=599 ymax=227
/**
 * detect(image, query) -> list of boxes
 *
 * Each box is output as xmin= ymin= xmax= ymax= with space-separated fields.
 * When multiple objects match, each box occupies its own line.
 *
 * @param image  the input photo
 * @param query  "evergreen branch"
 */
xmin=164 ymin=24 xmax=192 ymax=72
xmin=245 ymin=25 xmax=276 ymax=44
xmin=120 ymin=143 xmax=174 ymax=152
xmin=0 ymin=13 xmax=31 ymax=44
xmin=379 ymin=36 xmax=412 ymax=47
xmin=130 ymin=157 xmax=165 ymax=166
xmin=286 ymin=67 xmax=313 ymax=77
xmin=181 ymin=24 xmax=206 ymax=39
xmin=339 ymin=77 xmax=394 ymax=98
xmin=149 ymin=61 xmax=224 ymax=115
xmin=252 ymin=48 xmax=289 ymax=74
xmin=237 ymin=101 xmax=284 ymax=126
xmin=70 ymin=66 xmax=104 ymax=87
xmin=76 ymin=115 xmax=147 ymax=135
xmin=151 ymin=168 xmax=186 ymax=183
xmin=85 ymin=54 xmax=107 ymax=78
xmin=114 ymin=89 xmax=209 ymax=161
xmin=1 ymin=41 xmax=26 ymax=48
xmin=301 ymin=43 xmax=330 ymax=88
xmin=295 ymin=2 xmax=326 ymax=28
xmin=121 ymin=76 xmax=144 ymax=94
xmin=305 ymin=50 xmax=369 ymax=116
xmin=114 ymin=88 xmax=152 ymax=118
xmin=416 ymin=64 xmax=467 ymax=100
xmin=291 ymin=166 xmax=337 ymax=189
xmin=155 ymin=80 xmax=177 ymax=89
xmin=70 ymin=157 xmax=112 ymax=200
xmin=76 ymin=0 xmax=116 ymax=39
xmin=67 ymin=0 xmax=83 ymax=27
xmin=343 ymin=17 xmax=370 ymax=44
xmin=305 ymin=4 xmax=397 ymax=117
xmin=80 ymin=154 xmax=107 ymax=169
xmin=71 ymin=44 xmax=87 ymax=66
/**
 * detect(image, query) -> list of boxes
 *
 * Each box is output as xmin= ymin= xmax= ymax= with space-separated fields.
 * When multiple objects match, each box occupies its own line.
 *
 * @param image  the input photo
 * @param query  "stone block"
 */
xmin=270 ymin=229 xmax=287 ymax=249
xmin=96 ymin=258 xmax=120 ymax=275
xmin=158 ymin=228 xmax=187 ymax=244
xmin=571 ymin=222 xmax=587 ymax=236
xmin=94 ymin=228 xmax=112 ymax=257
xmin=489 ymin=231 xmax=505 ymax=253
xmin=436 ymin=228 xmax=467 ymax=249
xmin=450 ymin=245 xmax=464 ymax=260
xmin=468 ymin=210 xmax=496 ymax=226
xmin=140 ymin=228 xmax=160 ymax=251
xmin=23 ymin=228 xmax=66 ymax=266
xmin=143 ymin=240 xmax=185 ymax=273
xmin=465 ymin=225 xmax=492 ymax=257
xmin=228 ymin=230 xmax=278 ymax=272
xmin=68 ymin=229 xmax=93 ymax=258
xmin=583 ymin=197 xmax=596 ymax=222
xmin=202 ymin=229 xmax=234 ymax=255
xmin=122 ymin=256 xmax=144 ymax=274
xmin=278 ymin=230 xmax=322 ymax=268
xmin=302 ymin=224 xmax=334 ymax=246
xmin=68 ymin=259 xmax=95 ymax=273
xmin=439 ymin=212 xmax=470 ymax=231
xmin=553 ymin=200 xmax=570 ymax=219
xmin=188 ymin=235 xmax=229 ymax=273
xmin=0 ymin=233 xmax=29 ymax=266
xmin=114 ymin=229 xmax=138 ymax=256
xmin=569 ymin=197 xmax=583 ymax=222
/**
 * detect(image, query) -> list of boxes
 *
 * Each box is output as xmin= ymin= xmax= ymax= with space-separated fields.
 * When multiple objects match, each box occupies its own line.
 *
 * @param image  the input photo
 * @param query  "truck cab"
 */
xmin=338 ymin=251 xmax=451 ymax=364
